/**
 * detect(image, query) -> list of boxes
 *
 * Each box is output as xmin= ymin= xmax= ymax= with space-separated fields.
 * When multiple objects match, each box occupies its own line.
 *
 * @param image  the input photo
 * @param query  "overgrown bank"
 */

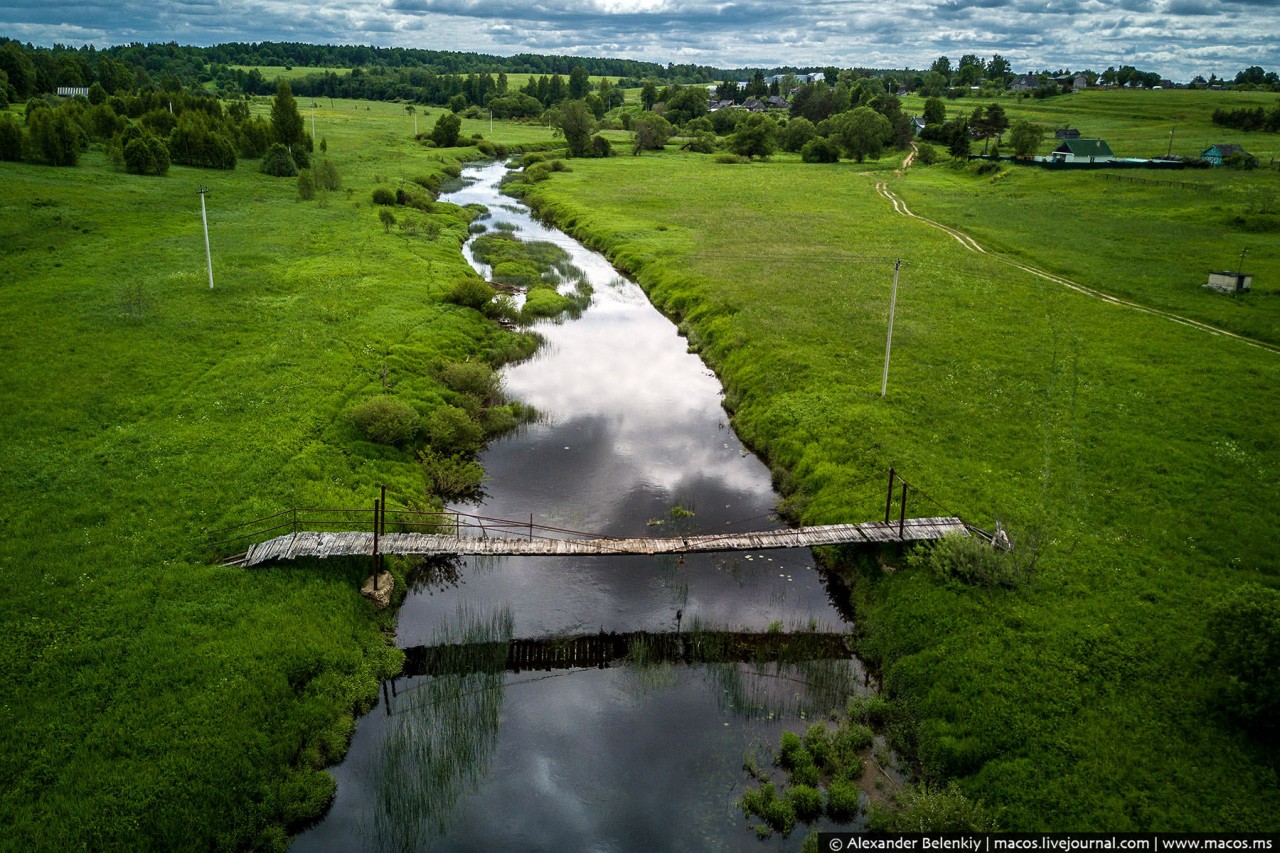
xmin=518 ymin=151 xmax=1280 ymax=829
xmin=0 ymin=97 xmax=556 ymax=848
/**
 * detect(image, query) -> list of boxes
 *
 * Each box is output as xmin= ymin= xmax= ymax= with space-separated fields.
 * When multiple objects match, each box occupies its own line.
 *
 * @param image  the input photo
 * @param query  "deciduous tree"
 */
xmin=1008 ymin=120 xmax=1046 ymax=158
xmin=830 ymin=106 xmax=891 ymax=163
xmin=551 ymin=99 xmax=595 ymax=157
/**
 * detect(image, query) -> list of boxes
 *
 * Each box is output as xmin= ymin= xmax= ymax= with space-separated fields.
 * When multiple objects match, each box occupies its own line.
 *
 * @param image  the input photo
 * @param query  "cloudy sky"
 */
xmin=3 ymin=0 xmax=1279 ymax=81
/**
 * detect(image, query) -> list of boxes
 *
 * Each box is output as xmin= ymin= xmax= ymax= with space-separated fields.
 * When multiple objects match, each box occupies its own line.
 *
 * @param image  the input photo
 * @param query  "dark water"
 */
xmin=292 ymin=162 xmax=866 ymax=852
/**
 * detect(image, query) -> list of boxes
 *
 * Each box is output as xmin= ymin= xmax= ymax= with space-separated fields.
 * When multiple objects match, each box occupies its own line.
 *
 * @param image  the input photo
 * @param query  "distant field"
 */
xmin=893 ymin=163 xmax=1280 ymax=345
xmin=230 ymin=64 xmax=352 ymax=81
xmin=900 ymin=88 xmax=1280 ymax=162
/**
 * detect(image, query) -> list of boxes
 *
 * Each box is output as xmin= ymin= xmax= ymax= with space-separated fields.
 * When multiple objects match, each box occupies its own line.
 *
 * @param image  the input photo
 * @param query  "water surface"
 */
xmin=293 ymin=162 xmax=865 ymax=852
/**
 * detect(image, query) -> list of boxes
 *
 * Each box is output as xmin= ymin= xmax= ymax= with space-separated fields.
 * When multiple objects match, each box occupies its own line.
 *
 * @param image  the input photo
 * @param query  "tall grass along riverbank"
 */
xmin=520 ymin=149 xmax=1280 ymax=830
xmin=0 ymin=99 xmax=546 ymax=848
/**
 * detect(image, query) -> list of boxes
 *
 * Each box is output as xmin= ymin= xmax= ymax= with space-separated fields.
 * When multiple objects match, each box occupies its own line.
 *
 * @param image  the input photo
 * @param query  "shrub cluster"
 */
xmin=348 ymin=396 xmax=420 ymax=445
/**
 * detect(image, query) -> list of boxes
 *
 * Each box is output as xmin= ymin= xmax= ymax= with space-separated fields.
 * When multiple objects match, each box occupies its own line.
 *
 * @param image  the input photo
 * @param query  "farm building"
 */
xmin=1050 ymin=138 xmax=1114 ymax=164
xmin=56 ymin=87 xmax=90 ymax=97
xmin=1055 ymin=127 xmax=1082 ymax=140
xmin=1205 ymin=271 xmax=1252 ymax=293
xmin=1200 ymin=144 xmax=1255 ymax=166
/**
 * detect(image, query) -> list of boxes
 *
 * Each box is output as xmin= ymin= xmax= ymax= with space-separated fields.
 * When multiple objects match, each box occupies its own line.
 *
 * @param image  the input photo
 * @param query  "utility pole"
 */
xmin=197 ymin=185 xmax=214 ymax=290
xmin=881 ymin=258 xmax=905 ymax=397
xmin=489 ymin=110 xmax=493 ymax=135
xmin=311 ymin=108 xmax=316 ymax=140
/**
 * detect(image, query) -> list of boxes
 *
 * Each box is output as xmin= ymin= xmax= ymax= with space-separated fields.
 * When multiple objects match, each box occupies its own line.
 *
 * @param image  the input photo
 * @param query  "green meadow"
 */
xmin=893 ymin=165 xmax=1280 ymax=345
xmin=0 ymin=103 xmax=548 ymax=848
xmin=3 ymin=80 xmax=1280 ymax=846
xmin=901 ymin=88 xmax=1280 ymax=162
xmin=520 ymin=148 xmax=1280 ymax=828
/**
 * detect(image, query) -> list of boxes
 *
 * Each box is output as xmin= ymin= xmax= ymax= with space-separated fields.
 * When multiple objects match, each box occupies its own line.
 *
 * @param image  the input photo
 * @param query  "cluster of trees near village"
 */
xmin=0 ymin=67 xmax=333 ymax=190
xmin=5 ymin=34 xmax=1279 ymax=172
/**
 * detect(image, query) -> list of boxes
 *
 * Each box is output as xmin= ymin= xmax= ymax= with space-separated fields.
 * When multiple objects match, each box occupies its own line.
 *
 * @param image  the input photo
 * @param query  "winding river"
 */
xmin=292 ymin=161 xmax=867 ymax=852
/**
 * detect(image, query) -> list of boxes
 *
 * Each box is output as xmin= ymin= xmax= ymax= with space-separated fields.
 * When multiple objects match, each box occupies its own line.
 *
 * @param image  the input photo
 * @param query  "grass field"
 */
xmin=4 ymin=84 xmax=1279 ymax=844
xmin=520 ymin=148 xmax=1280 ymax=829
xmin=900 ymin=88 xmax=1280 ymax=162
xmin=891 ymin=164 xmax=1280 ymax=345
xmin=0 ymin=103 xmax=548 ymax=848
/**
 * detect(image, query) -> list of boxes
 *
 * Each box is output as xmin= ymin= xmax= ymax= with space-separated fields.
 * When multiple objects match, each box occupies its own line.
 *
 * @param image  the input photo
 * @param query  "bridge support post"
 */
xmin=899 ymin=482 xmax=908 ymax=540
xmin=885 ymin=467 xmax=895 ymax=524
xmin=373 ymin=498 xmax=381 ymax=591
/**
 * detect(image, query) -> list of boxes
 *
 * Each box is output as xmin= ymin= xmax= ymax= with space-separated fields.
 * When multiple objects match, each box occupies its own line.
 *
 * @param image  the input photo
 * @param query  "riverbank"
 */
xmin=517 ymin=150 xmax=1280 ymax=829
xmin=0 ymin=98 xmax=546 ymax=847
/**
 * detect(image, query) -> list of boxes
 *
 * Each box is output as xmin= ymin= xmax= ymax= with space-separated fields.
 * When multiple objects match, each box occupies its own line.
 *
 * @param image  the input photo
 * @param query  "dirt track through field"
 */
xmin=874 ymin=178 xmax=1279 ymax=354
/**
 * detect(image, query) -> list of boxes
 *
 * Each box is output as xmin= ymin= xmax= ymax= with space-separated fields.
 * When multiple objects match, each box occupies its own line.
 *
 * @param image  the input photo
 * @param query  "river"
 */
xmin=292 ymin=161 xmax=867 ymax=852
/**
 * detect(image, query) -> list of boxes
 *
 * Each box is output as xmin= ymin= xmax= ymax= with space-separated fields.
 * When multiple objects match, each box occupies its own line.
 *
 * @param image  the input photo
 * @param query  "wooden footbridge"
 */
xmin=213 ymin=470 xmax=975 ymax=568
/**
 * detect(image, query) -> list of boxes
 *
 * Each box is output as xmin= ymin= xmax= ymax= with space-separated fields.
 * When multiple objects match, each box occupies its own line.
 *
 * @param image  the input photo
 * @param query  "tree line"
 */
xmin=1212 ymin=105 xmax=1280 ymax=133
xmin=0 ymin=77 xmax=325 ymax=181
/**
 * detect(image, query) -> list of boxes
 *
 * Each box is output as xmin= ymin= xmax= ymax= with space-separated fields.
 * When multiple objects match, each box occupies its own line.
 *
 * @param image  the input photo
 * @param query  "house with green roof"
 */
xmin=1201 ymin=144 xmax=1254 ymax=166
xmin=1049 ymin=138 xmax=1114 ymax=163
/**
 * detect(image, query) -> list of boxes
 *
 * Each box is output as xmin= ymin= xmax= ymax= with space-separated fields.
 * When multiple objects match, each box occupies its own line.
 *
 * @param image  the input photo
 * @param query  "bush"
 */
xmin=297 ymin=170 xmax=315 ymax=200
xmin=314 ymin=158 xmax=341 ymax=191
xmin=445 ymin=277 xmax=496 ymax=311
xmin=0 ymin=114 xmax=22 ymax=161
xmin=714 ymin=153 xmax=749 ymax=164
xmin=523 ymin=162 xmax=552 ymax=183
xmin=348 ymin=396 xmax=420 ymax=445
xmin=740 ymin=782 xmax=796 ymax=838
xmin=423 ymin=404 xmax=485 ymax=455
xmin=410 ymin=173 xmax=439 ymax=194
xmin=803 ymin=724 xmax=833 ymax=771
xmin=846 ymin=693 xmax=893 ymax=727
xmin=915 ymin=142 xmax=940 ymax=165
xmin=801 ymin=136 xmax=841 ymax=163
xmin=788 ymin=785 xmax=824 ymax=822
xmin=259 ymin=143 xmax=298 ymax=177
xmin=589 ymin=134 xmax=613 ymax=157
xmin=825 ymin=780 xmax=860 ymax=823
xmin=872 ymin=783 xmax=999 ymax=831
xmin=123 ymin=135 xmax=170 ymax=176
xmin=908 ymin=532 xmax=1027 ymax=588
xmin=778 ymin=731 xmax=809 ymax=770
xmin=439 ymin=361 xmax=502 ymax=404
xmin=419 ymin=450 xmax=485 ymax=500
xmin=681 ymin=131 xmax=718 ymax=154
xmin=238 ymin=117 xmax=273 ymax=158
xmin=1207 ymin=583 xmax=1280 ymax=731
xmin=26 ymin=107 xmax=85 ymax=166
xmin=371 ymin=187 xmax=396 ymax=205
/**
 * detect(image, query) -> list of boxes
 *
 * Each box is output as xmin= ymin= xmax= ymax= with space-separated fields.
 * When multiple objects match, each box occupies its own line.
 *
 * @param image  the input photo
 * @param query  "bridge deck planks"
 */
xmin=238 ymin=517 xmax=967 ymax=567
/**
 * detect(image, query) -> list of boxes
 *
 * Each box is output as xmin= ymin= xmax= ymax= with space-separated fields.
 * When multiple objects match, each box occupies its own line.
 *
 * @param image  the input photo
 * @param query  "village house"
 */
xmin=1049 ymin=138 xmax=1114 ymax=164
xmin=1200 ymin=144 xmax=1255 ymax=166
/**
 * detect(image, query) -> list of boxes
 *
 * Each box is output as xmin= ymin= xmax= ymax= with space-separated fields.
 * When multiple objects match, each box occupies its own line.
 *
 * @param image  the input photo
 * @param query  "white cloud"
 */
xmin=2 ymin=0 xmax=1278 ymax=79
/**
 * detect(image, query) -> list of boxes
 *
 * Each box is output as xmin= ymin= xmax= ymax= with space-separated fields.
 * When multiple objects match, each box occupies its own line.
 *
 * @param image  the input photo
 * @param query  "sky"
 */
xmin=3 ymin=0 xmax=1279 ymax=82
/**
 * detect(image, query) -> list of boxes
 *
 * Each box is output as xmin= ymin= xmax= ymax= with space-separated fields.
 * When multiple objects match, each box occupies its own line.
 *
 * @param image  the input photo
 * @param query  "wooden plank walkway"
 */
xmin=232 ymin=517 xmax=966 ymax=567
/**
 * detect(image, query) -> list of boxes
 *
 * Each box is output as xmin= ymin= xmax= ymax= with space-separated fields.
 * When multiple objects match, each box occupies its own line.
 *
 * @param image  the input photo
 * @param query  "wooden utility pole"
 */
xmin=881 ymin=258 xmax=905 ymax=397
xmin=197 ymin=185 xmax=214 ymax=289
